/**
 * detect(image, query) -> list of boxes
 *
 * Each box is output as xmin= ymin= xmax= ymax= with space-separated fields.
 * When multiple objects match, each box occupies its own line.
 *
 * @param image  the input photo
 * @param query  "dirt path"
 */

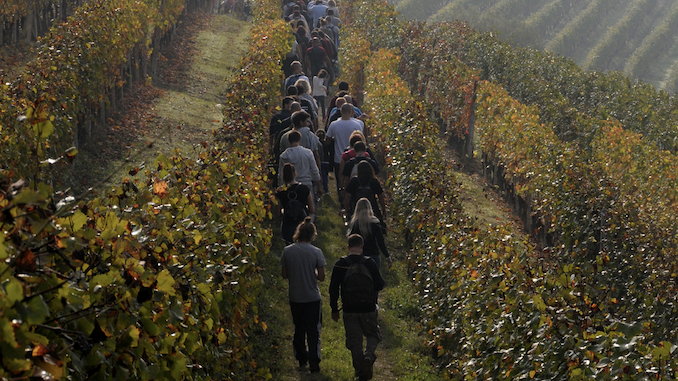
xmin=70 ymin=12 xmax=250 ymax=193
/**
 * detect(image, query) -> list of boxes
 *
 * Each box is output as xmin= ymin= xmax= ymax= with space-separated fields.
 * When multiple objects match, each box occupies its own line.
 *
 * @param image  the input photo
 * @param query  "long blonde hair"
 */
xmin=347 ymin=198 xmax=379 ymax=238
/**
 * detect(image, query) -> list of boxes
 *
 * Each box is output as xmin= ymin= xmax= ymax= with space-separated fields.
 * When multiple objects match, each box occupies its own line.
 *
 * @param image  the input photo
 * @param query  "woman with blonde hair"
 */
xmin=347 ymin=198 xmax=391 ymax=270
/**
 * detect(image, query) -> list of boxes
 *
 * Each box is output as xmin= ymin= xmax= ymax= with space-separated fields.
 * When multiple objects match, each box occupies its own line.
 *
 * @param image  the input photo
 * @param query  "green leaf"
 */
xmin=532 ymin=294 xmax=546 ymax=312
xmin=11 ymin=189 xmax=45 ymax=206
xmin=0 ymin=318 xmax=17 ymax=347
xmin=652 ymin=345 xmax=671 ymax=361
xmin=34 ymin=120 xmax=54 ymax=138
xmin=2 ymin=356 xmax=31 ymax=373
xmin=3 ymin=278 xmax=24 ymax=304
xmin=117 ymin=326 xmax=140 ymax=349
xmin=91 ymin=271 xmax=116 ymax=290
xmin=23 ymin=296 xmax=50 ymax=325
xmin=70 ymin=210 xmax=88 ymax=232
xmin=156 ymin=270 xmax=176 ymax=295
xmin=140 ymin=317 xmax=160 ymax=336
xmin=0 ymin=234 xmax=7 ymax=260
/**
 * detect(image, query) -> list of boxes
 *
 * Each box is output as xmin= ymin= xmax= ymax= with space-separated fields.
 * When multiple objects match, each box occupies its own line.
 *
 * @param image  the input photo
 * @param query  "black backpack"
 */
xmin=341 ymin=256 xmax=375 ymax=310
xmin=283 ymin=184 xmax=307 ymax=224
xmin=351 ymin=179 xmax=377 ymax=214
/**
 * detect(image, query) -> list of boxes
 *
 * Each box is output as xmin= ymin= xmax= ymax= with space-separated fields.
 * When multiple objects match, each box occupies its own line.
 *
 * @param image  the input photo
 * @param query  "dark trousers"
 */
xmin=314 ymin=96 xmax=326 ymax=119
xmin=290 ymin=300 xmax=322 ymax=367
xmin=343 ymin=311 xmax=381 ymax=377
xmin=334 ymin=162 xmax=343 ymax=209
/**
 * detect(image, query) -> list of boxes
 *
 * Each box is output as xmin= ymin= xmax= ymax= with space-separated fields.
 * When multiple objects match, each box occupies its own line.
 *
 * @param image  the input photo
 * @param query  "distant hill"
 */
xmin=393 ymin=0 xmax=678 ymax=92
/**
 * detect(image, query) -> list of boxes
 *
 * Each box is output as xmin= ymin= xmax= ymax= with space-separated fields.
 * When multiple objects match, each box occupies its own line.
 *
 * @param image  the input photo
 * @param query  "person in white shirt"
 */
xmin=326 ymin=103 xmax=364 ymax=208
xmin=312 ymin=69 xmax=328 ymax=120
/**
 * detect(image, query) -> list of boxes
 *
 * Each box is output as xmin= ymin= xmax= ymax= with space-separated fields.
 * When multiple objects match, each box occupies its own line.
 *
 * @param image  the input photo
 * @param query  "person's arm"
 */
xmin=316 ymin=266 xmax=325 ymax=281
xmin=371 ymin=260 xmax=385 ymax=292
xmin=329 ymin=262 xmax=343 ymax=321
xmin=306 ymin=191 xmax=315 ymax=215
xmin=313 ymin=149 xmax=321 ymax=170
xmin=309 ymin=155 xmax=323 ymax=197
xmin=374 ymin=224 xmax=392 ymax=268
xmin=282 ymin=266 xmax=289 ymax=279
xmin=343 ymin=190 xmax=352 ymax=213
xmin=377 ymin=192 xmax=386 ymax=218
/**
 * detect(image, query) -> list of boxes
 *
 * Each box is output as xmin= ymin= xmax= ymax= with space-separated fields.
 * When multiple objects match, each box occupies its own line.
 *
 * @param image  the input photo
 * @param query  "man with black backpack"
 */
xmin=329 ymin=234 xmax=385 ymax=381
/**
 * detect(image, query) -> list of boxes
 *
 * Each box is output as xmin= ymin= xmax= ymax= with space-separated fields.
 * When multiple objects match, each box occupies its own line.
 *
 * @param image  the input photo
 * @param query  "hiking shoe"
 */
xmin=309 ymin=364 xmax=321 ymax=373
xmin=298 ymin=360 xmax=307 ymax=370
xmin=361 ymin=355 xmax=373 ymax=380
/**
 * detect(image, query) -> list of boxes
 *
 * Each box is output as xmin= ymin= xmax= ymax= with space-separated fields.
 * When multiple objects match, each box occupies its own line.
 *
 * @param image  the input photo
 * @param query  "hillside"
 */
xmin=393 ymin=0 xmax=678 ymax=91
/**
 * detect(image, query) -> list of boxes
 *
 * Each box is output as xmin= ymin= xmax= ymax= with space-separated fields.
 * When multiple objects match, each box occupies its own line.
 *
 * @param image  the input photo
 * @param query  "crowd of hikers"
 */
xmin=269 ymin=1 xmax=392 ymax=379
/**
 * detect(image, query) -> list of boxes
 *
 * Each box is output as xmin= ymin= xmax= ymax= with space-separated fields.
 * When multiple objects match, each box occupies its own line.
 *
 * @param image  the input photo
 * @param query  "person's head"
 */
xmin=325 ymin=16 xmax=333 ymax=24
xmin=343 ymin=94 xmax=353 ymax=104
xmin=353 ymin=141 xmax=366 ymax=155
xmin=347 ymin=234 xmax=364 ymax=251
xmin=290 ymin=61 xmax=302 ymax=74
xmin=357 ymin=160 xmax=375 ymax=183
xmin=293 ymin=4 xmax=300 ymax=11
xmin=316 ymin=128 xmax=326 ymax=140
xmin=292 ymin=110 xmax=310 ymax=128
xmin=290 ymin=101 xmax=302 ymax=112
xmin=328 ymin=0 xmax=336 ymax=7
xmin=282 ymin=96 xmax=295 ymax=110
xmin=296 ymin=26 xmax=307 ymax=38
xmin=288 ymin=129 xmax=302 ymax=145
xmin=295 ymin=79 xmax=312 ymax=95
xmin=338 ymin=81 xmax=349 ymax=91
xmin=296 ymin=20 xmax=305 ymax=29
xmin=340 ymin=102 xmax=354 ymax=118
xmin=293 ymin=9 xmax=301 ymax=18
xmin=348 ymin=198 xmax=378 ymax=238
xmin=282 ymin=163 xmax=297 ymax=183
xmin=286 ymin=85 xmax=299 ymax=96
xmin=293 ymin=217 xmax=317 ymax=242
xmin=349 ymin=130 xmax=366 ymax=147
xmin=335 ymin=97 xmax=346 ymax=108
xmin=311 ymin=37 xmax=321 ymax=46
xmin=318 ymin=69 xmax=328 ymax=79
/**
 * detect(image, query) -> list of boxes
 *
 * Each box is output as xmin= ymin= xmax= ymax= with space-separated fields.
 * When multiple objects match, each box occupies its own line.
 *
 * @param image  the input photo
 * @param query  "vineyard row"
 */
xmin=342 ymin=0 xmax=678 ymax=378
xmin=0 ymin=0 xmax=287 ymax=379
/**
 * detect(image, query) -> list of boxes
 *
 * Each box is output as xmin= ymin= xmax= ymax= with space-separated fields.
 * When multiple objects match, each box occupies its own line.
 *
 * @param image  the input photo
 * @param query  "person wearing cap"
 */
xmin=285 ymin=61 xmax=310 ymax=90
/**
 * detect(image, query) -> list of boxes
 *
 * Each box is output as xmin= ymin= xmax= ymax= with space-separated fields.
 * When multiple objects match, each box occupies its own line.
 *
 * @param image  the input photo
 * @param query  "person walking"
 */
xmin=327 ymin=103 xmax=364 ymax=207
xmin=329 ymin=234 xmax=385 ymax=381
xmin=281 ymin=218 xmax=327 ymax=373
xmin=347 ymin=198 xmax=392 ymax=270
xmin=279 ymin=130 xmax=323 ymax=201
xmin=276 ymin=163 xmax=315 ymax=244
xmin=344 ymin=161 xmax=386 ymax=223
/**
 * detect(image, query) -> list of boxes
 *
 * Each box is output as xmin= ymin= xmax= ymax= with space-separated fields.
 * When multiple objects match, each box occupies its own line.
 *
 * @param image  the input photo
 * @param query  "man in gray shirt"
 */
xmin=281 ymin=219 xmax=327 ymax=373
xmin=279 ymin=130 xmax=323 ymax=199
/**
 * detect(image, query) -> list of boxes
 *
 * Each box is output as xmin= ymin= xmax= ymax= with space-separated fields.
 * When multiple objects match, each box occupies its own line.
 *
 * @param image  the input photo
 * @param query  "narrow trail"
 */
xmin=70 ymin=12 xmax=250 ymax=193
xmin=264 ymin=152 xmax=527 ymax=379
